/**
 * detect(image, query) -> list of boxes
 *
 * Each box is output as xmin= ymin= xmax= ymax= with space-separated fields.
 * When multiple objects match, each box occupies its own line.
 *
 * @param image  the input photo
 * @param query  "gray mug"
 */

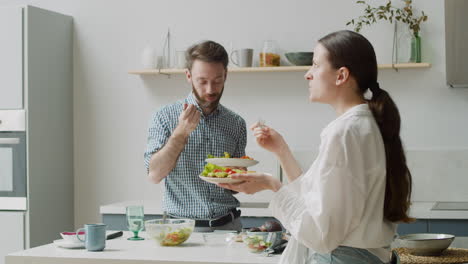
xmin=76 ymin=224 xmax=107 ymax=251
xmin=231 ymin=48 xmax=253 ymax=67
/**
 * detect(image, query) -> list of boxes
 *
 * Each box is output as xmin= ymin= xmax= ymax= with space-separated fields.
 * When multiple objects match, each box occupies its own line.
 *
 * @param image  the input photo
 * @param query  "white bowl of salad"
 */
xmin=145 ymin=219 xmax=195 ymax=246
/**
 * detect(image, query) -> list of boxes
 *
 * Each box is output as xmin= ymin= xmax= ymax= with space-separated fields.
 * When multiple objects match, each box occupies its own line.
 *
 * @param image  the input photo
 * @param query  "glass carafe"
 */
xmin=259 ymin=40 xmax=280 ymax=67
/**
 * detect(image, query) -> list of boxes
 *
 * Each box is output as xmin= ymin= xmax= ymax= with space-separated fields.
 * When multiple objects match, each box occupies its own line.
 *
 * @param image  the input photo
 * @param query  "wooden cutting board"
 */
xmin=395 ymin=247 xmax=468 ymax=264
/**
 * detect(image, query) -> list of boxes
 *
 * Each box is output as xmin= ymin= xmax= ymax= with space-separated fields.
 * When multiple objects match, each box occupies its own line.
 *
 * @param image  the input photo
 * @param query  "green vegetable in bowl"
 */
xmin=155 ymin=227 xmax=193 ymax=246
xmin=244 ymin=235 xmax=272 ymax=253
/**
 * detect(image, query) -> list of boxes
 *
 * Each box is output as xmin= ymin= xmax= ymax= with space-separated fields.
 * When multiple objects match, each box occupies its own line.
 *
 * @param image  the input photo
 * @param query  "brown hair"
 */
xmin=319 ymin=30 xmax=414 ymax=223
xmin=186 ymin=40 xmax=229 ymax=71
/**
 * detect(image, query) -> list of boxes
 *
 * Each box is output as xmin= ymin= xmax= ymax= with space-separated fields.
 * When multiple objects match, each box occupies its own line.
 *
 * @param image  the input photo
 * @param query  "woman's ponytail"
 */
xmin=368 ymin=84 xmax=414 ymax=223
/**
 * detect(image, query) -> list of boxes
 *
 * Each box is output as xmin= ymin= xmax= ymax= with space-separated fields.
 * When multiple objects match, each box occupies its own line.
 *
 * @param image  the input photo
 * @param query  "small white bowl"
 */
xmin=397 ymin=233 xmax=455 ymax=256
xmin=60 ymin=231 xmax=85 ymax=244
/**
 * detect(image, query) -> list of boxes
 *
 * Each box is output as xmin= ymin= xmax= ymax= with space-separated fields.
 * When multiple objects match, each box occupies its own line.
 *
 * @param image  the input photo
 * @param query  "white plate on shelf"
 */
xmin=199 ymin=175 xmax=244 ymax=184
xmin=205 ymin=158 xmax=258 ymax=167
xmin=53 ymin=239 xmax=85 ymax=249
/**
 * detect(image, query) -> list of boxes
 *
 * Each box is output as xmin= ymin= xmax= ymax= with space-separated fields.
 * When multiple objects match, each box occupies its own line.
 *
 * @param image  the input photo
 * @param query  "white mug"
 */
xmin=175 ymin=51 xmax=186 ymax=69
xmin=231 ymin=48 xmax=253 ymax=67
xmin=141 ymin=45 xmax=156 ymax=69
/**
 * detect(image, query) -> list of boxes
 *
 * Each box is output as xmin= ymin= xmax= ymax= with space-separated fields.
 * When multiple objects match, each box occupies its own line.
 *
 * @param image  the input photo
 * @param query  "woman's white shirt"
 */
xmin=270 ymin=104 xmax=396 ymax=263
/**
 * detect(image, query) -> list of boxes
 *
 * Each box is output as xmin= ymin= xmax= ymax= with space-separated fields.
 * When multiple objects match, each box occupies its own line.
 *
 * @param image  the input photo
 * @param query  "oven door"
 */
xmin=0 ymin=132 xmax=26 ymax=210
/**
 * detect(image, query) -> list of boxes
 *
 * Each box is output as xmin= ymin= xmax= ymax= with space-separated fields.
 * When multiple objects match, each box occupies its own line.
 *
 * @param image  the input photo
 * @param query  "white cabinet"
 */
xmin=0 ymin=212 xmax=24 ymax=264
xmin=0 ymin=5 xmax=73 ymax=260
xmin=0 ymin=7 xmax=23 ymax=109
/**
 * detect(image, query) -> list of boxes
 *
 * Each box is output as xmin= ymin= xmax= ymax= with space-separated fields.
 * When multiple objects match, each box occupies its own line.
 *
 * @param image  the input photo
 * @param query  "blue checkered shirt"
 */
xmin=144 ymin=93 xmax=246 ymax=219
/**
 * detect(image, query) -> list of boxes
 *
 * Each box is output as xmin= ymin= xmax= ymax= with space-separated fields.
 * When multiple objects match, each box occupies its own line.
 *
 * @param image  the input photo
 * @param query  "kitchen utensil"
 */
xmin=257 ymin=118 xmax=266 ymax=129
xmin=106 ymin=231 xmax=123 ymax=240
xmin=175 ymin=50 xmax=186 ymax=69
xmin=76 ymin=224 xmax=107 ymax=251
xmin=162 ymin=211 xmax=167 ymax=224
xmin=53 ymin=239 xmax=85 ymax=249
xmin=141 ymin=45 xmax=156 ymax=69
xmin=284 ymin=52 xmax=314 ymax=66
xmin=126 ymin=205 xmax=144 ymax=240
xmin=203 ymin=232 xmax=235 ymax=246
xmin=145 ymin=219 xmax=195 ymax=246
xmin=397 ymin=233 xmax=455 ymax=256
xmin=231 ymin=49 xmax=253 ymax=67
xmin=60 ymin=231 xmax=85 ymax=243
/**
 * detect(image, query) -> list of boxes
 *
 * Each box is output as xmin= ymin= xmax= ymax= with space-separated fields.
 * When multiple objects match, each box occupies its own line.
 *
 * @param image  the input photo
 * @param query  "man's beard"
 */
xmin=191 ymin=83 xmax=224 ymax=111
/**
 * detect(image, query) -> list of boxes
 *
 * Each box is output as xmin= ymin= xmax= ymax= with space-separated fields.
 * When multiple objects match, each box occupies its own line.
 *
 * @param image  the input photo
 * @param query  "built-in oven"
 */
xmin=0 ymin=110 xmax=26 ymax=210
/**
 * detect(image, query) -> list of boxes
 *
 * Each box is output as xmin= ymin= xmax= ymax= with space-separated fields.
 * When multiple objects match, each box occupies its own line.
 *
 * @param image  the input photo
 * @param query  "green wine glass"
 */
xmin=126 ymin=205 xmax=144 ymax=240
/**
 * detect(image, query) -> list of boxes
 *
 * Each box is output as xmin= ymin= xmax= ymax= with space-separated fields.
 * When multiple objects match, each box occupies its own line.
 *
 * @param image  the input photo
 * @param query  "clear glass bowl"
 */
xmin=145 ymin=219 xmax=195 ymax=246
xmin=243 ymin=231 xmax=283 ymax=253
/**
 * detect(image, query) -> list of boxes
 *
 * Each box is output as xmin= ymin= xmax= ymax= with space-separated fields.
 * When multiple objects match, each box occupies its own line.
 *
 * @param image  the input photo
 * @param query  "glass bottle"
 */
xmin=409 ymin=33 xmax=421 ymax=63
xmin=259 ymin=40 xmax=280 ymax=67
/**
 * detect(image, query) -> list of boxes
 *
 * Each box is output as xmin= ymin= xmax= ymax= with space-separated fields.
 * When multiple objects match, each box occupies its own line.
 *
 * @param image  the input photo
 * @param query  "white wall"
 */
xmin=1 ymin=0 xmax=467 ymax=228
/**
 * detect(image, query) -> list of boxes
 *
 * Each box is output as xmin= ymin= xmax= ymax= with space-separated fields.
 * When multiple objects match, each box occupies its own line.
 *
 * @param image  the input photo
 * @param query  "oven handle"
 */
xmin=0 ymin=138 xmax=20 ymax=144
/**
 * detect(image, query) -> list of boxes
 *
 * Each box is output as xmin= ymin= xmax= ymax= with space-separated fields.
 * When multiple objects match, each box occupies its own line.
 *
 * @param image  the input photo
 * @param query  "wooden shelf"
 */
xmin=128 ymin=63 xmax=431 ymax=75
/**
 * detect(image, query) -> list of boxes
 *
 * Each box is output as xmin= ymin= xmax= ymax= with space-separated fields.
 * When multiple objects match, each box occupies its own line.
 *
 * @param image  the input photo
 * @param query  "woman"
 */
xmin=218 ymin=30 xmax=412 ymax=263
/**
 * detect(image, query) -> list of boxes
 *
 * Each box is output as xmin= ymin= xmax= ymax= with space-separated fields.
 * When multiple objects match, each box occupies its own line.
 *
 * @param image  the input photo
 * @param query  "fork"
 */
xmin=257 ymin=118 xmax=266 ymax=129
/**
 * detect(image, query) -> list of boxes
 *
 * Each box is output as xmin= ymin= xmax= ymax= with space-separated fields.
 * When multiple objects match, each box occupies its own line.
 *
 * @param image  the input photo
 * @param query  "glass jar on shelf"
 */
xmin=259 ymin=40 xmax=280 ymax=67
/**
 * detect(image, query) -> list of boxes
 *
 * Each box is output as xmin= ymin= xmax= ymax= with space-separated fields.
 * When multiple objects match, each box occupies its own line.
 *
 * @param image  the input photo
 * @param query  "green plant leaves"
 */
xmin=346 ymin=0 xmax=428 ymax=35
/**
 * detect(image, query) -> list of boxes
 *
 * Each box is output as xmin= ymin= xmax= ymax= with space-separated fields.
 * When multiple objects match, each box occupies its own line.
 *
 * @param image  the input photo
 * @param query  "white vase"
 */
xmin=396 ymin=24 xmax=412 ymax=63
xmin=141 ymin=45 xmax=156 ymax=69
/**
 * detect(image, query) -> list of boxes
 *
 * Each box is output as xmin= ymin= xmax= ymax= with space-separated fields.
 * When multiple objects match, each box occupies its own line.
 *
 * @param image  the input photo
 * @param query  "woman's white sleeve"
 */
xmin=269 ymin=130 xmax=368 ymax=253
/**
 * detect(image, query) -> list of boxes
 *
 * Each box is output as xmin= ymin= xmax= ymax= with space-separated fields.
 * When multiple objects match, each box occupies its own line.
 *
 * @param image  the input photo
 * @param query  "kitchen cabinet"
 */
xmin=102 ymin=213 xmax=277 ymax=231
xmin=445 ymin=0 xmax=468 ymax=87
xmin=397 ymin=219 xmax=468 ymax=236
xmin=0 ymin=7 xmax=23 ymax=109
xmin=128 ymin=63 xmax=431 ymax=76
xmin=100 ymin=200 xmax=278 ymax=231
xmin=0 ymin=212 xmax=24 ymax=264
xmin=103 ymin=213 xmax=468 ymax=237
xmin=0 ymin=5 xmax=73 ymax=264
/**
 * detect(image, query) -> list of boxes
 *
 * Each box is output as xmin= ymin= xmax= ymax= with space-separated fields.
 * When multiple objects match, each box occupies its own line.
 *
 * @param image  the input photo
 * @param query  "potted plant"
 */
xmin=346 ymin=0 xmax=428 ymax=63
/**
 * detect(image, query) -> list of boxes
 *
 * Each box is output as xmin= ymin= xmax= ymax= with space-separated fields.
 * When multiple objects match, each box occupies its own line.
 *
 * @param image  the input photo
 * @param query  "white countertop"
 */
xmin=408 ymin=202 xmax=468 ymax=219
xmin=7 ymin=232 xmax=468 ymax=264
xmin=100 ymin=201 xmax=468 ymax=219
xmin=6 ymin=231 xmax=280 ymax=264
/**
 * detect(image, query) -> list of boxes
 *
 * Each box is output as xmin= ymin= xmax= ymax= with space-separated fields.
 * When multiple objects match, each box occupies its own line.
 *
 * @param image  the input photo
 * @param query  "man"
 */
xmin=144 ymin=40 xmax=246 ymax=232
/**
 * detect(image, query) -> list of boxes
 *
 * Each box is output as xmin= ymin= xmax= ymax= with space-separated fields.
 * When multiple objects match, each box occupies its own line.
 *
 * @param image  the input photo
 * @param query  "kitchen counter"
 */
xmin=100 ymin=201 xmax=468 ymax=219
xmin=6 ymin=231 xmax=280 ymax=264
xmin=410 ymin=202 xmax=468 ymax=219
xmin=100 ymin=200 xmax=273 ymax=217
xmin=7 ymin=232 xmax=468 ymax=264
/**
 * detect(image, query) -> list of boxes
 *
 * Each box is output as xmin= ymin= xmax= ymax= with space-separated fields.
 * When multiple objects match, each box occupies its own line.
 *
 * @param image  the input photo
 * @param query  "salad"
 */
xmin=200 ymin=163 xmax=246 ymax=178
xmin=156 ymin=227 xmax=193 ymax=246
xmin=244 ymin=235 xmax=272 ymax=253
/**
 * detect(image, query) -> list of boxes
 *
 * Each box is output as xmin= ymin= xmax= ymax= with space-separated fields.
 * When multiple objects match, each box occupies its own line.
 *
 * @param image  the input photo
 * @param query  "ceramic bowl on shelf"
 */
xmin=285 ymin=52 xmax=314 ymax=66
xmin=397 ymin=233 xmax=455 ymax=256
xmin=145 ymin=219 xmax=194 ymax=246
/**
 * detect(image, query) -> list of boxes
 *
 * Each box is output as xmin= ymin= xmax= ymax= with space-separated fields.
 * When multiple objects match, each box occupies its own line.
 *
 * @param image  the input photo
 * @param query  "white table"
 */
xmin=6 ymin=231 xmax=280 ymax=264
